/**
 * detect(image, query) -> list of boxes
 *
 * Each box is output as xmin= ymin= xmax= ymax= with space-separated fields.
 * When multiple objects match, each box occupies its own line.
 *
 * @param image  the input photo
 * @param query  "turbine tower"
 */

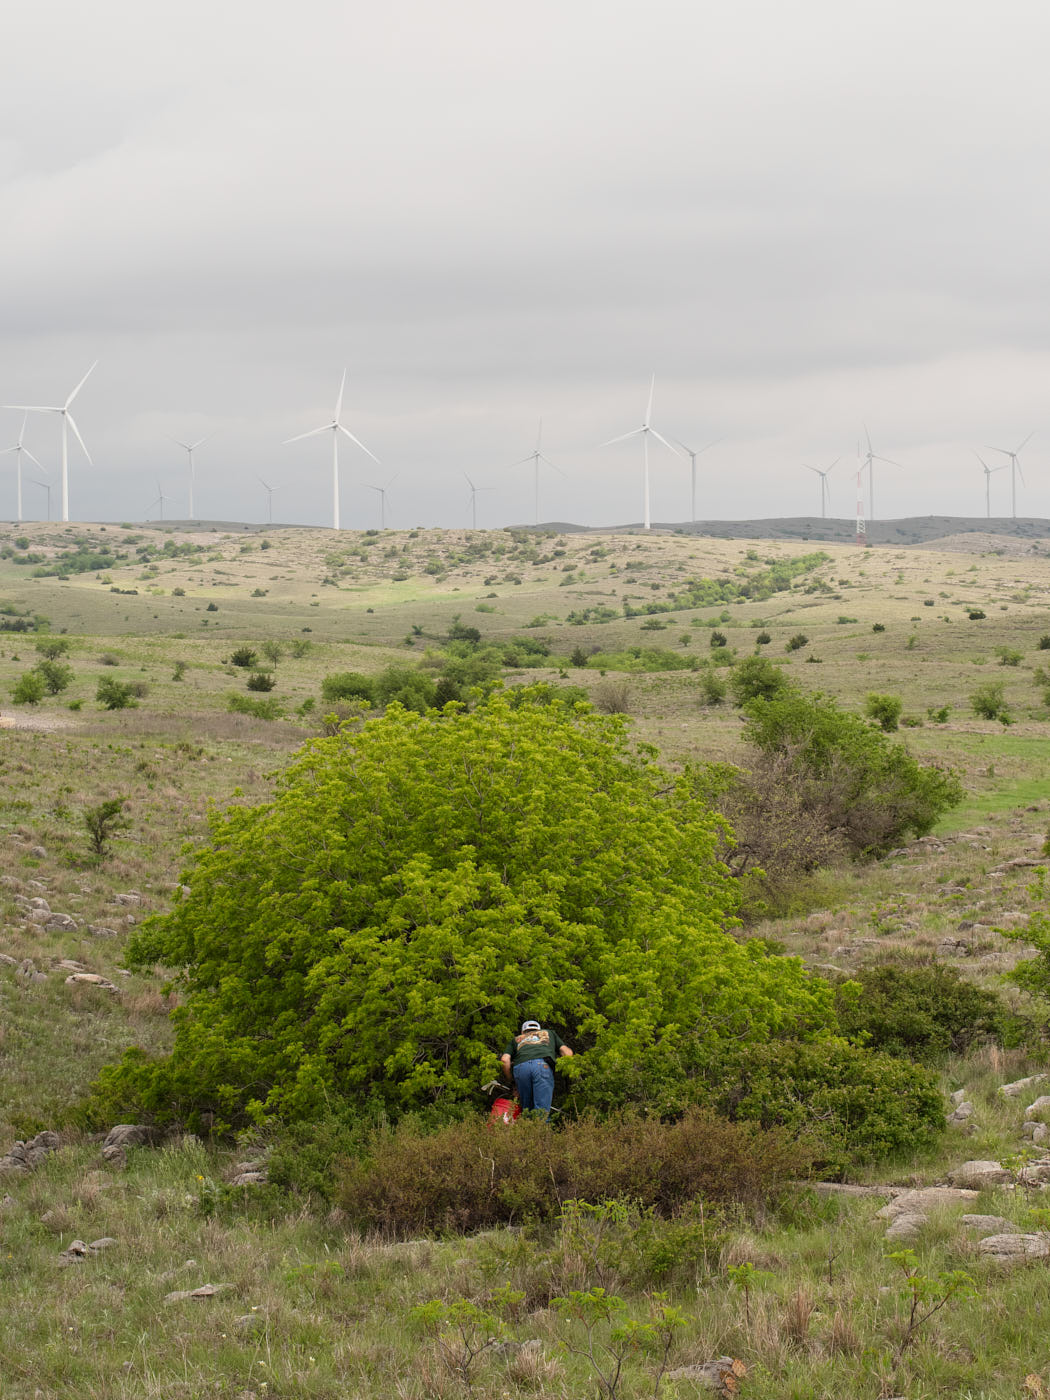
xmin=975 ymin=452 xmax=1007 ymax=519
xmin=860 ymin=426 xmax=901 ymax=524
xmin=363 ymin=474 xmax=398 ymax=530
xmin=0 ymin=414 xmax=43 ymax=523
xmin=168 ymin=431 xmax=215 ymax=519
xmin=258 ymin=478 xmax=282 ymax=525
xmin=30 ymin=478 xmax=51 ymax=521
xmin=672 ymin=436 xmax=718 ymax=524
xmin=986 ymin=432 xmax=1033 ymax=520
xmin=602 ymin=375 xmax=681 ymax=531
xmin=464 ymin=473 xmax=495 ymax=529
xmin=4 ymin=362 xmax=96 ymax=522
xmin=512 ymin=420 xmax=563 ymax=526
xmin=803 ymin=458 xmax=838 ymax=519
xmin=284 ymin=370 xmax=379 ymax=530
xmin=148 ymin=481 xmax=168 ymax=523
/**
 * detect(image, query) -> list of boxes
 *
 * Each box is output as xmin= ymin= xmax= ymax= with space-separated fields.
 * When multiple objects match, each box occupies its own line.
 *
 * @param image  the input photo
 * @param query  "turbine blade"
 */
xmin=863 ymin=423 xmax=873 ymax=453
xmin=649 ymin=429 xmax=683 ymax=457
xmin=825 ymin=457 xmax=840 ymax=474
xmin=22 ymin=447 xmax=43 ymax=469
xmin=645 ymin=374 xmax=655 ymax=425
xmin=1016 ymin=431 xmax=1035 ymax=453
xmin=535 ymin=418 xmax=543 ymax=452
xmin=66 ymin=411 xmax=92 ymax=464
xmin=283 ymin=423 xmax=332 ymax=444
xmin=337 ymin=424 xmax=380 ymax=463
xmin=335 ymin=369 xmax=347 ymax=422
xmin=2 ymin=404 xmax=60 ymax=413
xmin=803 ymin=465 xmax=820 ymax=475
xmin=974 ymin=451 xmax=990 ymax=470
xmin=600 ymin=428 xmax=644 ymax=447
xmin=65 ymin=361 xmax=97 ymax=408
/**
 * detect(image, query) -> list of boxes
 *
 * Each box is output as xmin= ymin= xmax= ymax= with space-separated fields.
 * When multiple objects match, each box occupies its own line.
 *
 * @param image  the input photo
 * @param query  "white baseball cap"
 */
xmin=521 ymin=1019 xmax=541 ymax=1031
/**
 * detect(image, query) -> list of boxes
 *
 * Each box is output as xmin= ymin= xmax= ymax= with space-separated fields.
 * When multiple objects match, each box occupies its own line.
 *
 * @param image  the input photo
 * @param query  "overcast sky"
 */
xmin=2 ymin=0 xmax=1049 ymax=530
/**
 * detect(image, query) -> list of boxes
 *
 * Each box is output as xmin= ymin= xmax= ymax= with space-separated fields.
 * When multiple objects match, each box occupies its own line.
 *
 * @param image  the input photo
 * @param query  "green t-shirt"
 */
xmin=505 ymin=1027 xmax=564 ymax=1067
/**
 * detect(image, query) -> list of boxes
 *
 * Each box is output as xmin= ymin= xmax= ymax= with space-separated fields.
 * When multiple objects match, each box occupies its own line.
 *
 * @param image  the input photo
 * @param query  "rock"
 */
xmin=939 ymin=939 xmax=970 ymax=957
xmin=229 ymin=1171 xmax=267 ymax=1187
xmin=0 ymin=1131 xmax=61 ymax=1175
xmin=960 ymin=1215 xmax=1019 ymax=1236
xmin=0 ymin=953 xmax=18 ymax=967
xmin=29 ymin=845 xmax=47 ymax=858
xmin=1022 ymin=1123 xmax=1050 ymax=1146
xmin=1001 ymin=1075 xmax=1047 ymax=1098
xmin=101 ymin=1124 xmax=161 ymax=1164
xmin=950 ymin=1089 xmax=967 ymax=1106
xmin=1020 ymin=1163 xmax=1050 ymax=1186
xmin=46 ymin=913 xmax=78 ymax=931
xmin=978 ymin=1233 xmax=1050 ymax=1262
xmin=56 ymin=960 xmax=88 ymax=973
xmin=164 ymin=1283 xmax=232 ymax=1303
xmin=86 ymin=925 xmax=120 ymax=939
xmin=65 ymin=973 xmax=118 ymax=992
xmin=877 ymin=1186 xmax=979 ymax=1220
xmin=28 ymin=897 xmax=49 ymax=911
xmin=1 ymin=1194 xmax=15 ymax=1210
xmin=113 ymin=891 xmax=143 ymax=906
xmin=1024 ymin=1097 xmax=1050 ymax=1121
xmin=88 ymin=1238 xmax=117 ymax=1253
xmin=665 ymin=1358 xmax=748 ymax=1393
xmin=234 ymin=1312 xmax=266 ymax=1333
xmin=58 ymin=1239 xmax=89 ymax=1266
xmin=885 ymin=1212 xmax=927 ymax=1241
xmin=947 ymin=1161 xmax=1014 ymax=1189
xmin=947 ymin=1102 xmax=974 ymax=1125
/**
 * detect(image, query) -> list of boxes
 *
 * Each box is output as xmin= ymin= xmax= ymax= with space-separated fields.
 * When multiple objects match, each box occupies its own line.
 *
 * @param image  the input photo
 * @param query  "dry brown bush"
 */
xmin=592 ymin=679 xmax=632 ymax=714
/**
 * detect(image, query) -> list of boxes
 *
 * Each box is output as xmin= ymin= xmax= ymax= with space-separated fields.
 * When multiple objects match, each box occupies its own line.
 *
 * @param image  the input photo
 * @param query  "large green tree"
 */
xmin=108 ymin=694 xmax=834 ymax=1127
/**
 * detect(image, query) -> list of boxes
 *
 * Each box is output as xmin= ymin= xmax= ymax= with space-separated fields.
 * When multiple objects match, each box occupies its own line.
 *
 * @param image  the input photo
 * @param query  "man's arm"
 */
xmin=558 ymin=1044 xmax=574 ymax=1058
xmin=500 ymin=1052 xmax=513 ymax=1081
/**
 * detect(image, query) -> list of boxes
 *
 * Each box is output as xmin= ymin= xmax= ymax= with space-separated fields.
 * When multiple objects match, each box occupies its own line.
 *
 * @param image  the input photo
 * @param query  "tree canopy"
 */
xmin=107 ymin=693 xmax=835 ymax=1129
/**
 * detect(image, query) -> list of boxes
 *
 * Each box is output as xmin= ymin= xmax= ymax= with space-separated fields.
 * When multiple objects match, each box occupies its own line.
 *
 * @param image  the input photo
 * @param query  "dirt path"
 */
xmin=0 ymin=712 xmax=77 ymax=733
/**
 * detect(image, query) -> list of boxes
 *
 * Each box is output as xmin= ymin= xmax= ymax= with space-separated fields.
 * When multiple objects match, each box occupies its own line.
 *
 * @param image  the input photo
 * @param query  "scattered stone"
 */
xmin=164 ymin=1283 xmax=232 ymax=1303
xmin=950 ymin=1089 xmax=967 ymax=1106
xmin=1022 ymin=1122 xmax=1050 ymax=1146
xmin=665 ymin=1358 xmax=747 ymax=1394
xmin=947 ymin=1102 xmax=975 ymax=1127
xmin=947 ymin=1161 xmax=1014 ymax=1189
xmin=960 ymin=1215 xmax=1019 ymax=1236
xmin=877 ymin=1186 xmax=980 ymax=1220
xmin=88 ymin=1237 xmax=117 ymax=1253
xmin=0 ymin=953 xmax=17 ymax=967
xmin=56 ymin=960 xmax=88 ymax=973
xmin=29 ymin=845 xmax=47 ymax=858
xmin=807 ymin=1182 xmax=898 ymax=1198
xmin=101 ymin=1124 xmax=162 ymax=1165
xmin=234 ymin=1312 xmax=266 ymax=1333
xmin=113 ymin=891 xmax=143 ymax=906
xmin=1000 ymin=1075 xmax=1047 ymax=1098
xmin=16 ymin=958 xmax=47 ymax=984
xmin=939 ymin=939 xmax=970 ymax=957
xmin=58 ymin=1240 xmax=89 ymax=1266
xmin=885 ymin=1212 xmax=927 ymax=1241
xmin=86 ymin=925 xmax=121 ymax=939
xmin=1024 ymin=1097 xmax=1050 ymax=1121
xmin=1020 ymin=1163 xmax=1050 ymax=1186
xmin=28 ymin=897 xmax=50 ymax=911
xmin=46 ymin=913 xmax=78 ymax=931
xmin=0 ymin=1131 xmax=61 ymax=1175
xmin=65 ymin=973 xmax=118 ymax=992
xmin=1 ymin=1194 xmax=15 ymax=1210
xmin=0 ymin=876 xmax=22 ymax=889
xmin=990 ymin=858 xmax=1042 ymax=874
xmin=229 ymin=1171 xmax=267 ymax=1187
xmin=978 ymin=1233 xmax=1050 ymax=1262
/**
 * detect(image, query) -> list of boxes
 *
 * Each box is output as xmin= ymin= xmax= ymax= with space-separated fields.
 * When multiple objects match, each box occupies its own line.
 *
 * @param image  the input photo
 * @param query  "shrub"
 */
xmin=373 ymin=665 xmax=438 ymax=714
xmin=926 ymin=705 xmax=951 ymax=723
xmin=785 ymin=633 xmax=809 ymax=652
xmin=96 ymin=678 xmax=139 ymax=710
xmin=36 ymin=660 xmax=73 ymax=695
xmin=833 ymin=963 xmax=1003 ymax=1062
xmin=754 ymin=631 xmax=771 ymax=646
xmin=967 ymin=608 xmax=985 ymax=620
xmin=742 ymin=688 xmax=961 ymax=857
xmin=229 ymin=646 xmax=257 ymax=668
xmin=321 ymin=672 xmax=375 ymax=704
xmin=592 ymin=679 xmax=631 ymax=714
xmin=35 ymin=636 xmax=71 ymax=661
xmin=709 ymin=630 xmax=727 ymax=648
xmin=101 ymin=695 xmax=832 ymax=1129
xmin=206 ymin=602 xmax=218 ymax=611
xmin=865 ymin=693 xmax=902 ymax=732
xmin=872 ymin=622 xmax=886 ymax=633
xmin=246 ymin=671 xmax=276 ymax=692
xmin=996 ymin=646 xmax=1023 ymax=667
xmin=697 ymin=670 xmax=725 ymax=706
xmin=336 ymin=1111 xmax=813 ymax=1233
xmin=971 ymin=680 xmax=1010 ymax=722
xmin=84 ymin=797 xmax=130 ymax=861
xmin=226 ymin=693 xmax=283 ymax=720
xmin=729 ymin=656 xmax=789 ymax=706
xmin=1039 ymin=635 xmax=1050 ymax=650
xmin=570 ymin=647 xmax=589 ymax=668
xmin=11 ymin=671 xmax=45 ymax=705
xmin=717 ymin=1037 xmax=945 ymax=1174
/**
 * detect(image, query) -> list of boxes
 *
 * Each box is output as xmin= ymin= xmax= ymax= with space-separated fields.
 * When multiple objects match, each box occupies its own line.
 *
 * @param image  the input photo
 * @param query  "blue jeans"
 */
xmin=513 ymin=1058 xmax=555 ymax=1117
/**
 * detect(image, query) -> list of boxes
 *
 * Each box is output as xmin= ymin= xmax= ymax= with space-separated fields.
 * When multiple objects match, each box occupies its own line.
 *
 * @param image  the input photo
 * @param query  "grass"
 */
xmin=5 ymin=520 xmax=1050 ymax=1395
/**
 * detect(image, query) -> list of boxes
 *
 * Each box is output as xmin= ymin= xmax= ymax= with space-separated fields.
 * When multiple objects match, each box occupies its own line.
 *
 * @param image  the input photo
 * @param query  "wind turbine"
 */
xmin=860 ymin=426 xmax=901 ymax=523
xmin=672 ymin=436 xmax=718 ymax=524
xmin=283 ymin=370 xmax=379 ymax=530
xmin=464 ymin=473 xmax=495 ymax=529
xmin=512 ymin=420 xmax=564 ymax=526
xmin=602 ymin=376 xmax=682 ymax=530
xmin=4 ymin=362 xmax=96 ymax=522
xmin=0 ymin=414 xmax=43 ymax=523
xmin=803 ymin=458 xmax=839 ymax=519
xmin=147 ymin=481 xmax=169 ymax=523
xmin=986 ymin=432 xmax=1033 ymax=520
xmin=974 ymin=452 xmax=1008 ymax=519
xmin=363 ymin=474 xmax=398 ymax=530
xmin=168 ymin=431 xmax=215 ymax=519
xmin=258 ymin=477 xmax=283 ymax=525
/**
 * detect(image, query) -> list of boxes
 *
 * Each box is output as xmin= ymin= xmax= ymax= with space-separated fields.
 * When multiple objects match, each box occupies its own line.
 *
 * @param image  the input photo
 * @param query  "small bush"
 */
xmin=872 ymin=623 xmax=886 ymax=633
xmin=35 ymin=637 xmax=71 ymax=661
xmin=926 ymin=705 xmax=951 ymax=723
xmin=709 ymin=630 xmax=727 ymax=648
xmin=699 ymin=670 xmax=726 ymax=706
xmin=1039 ymin=635 xmax=1050 ymax=650
xmin=718 ymin=1037 xmax=945 ymax=1174
xmin=996 ymin=646 xmax=1023 ymax=667
xmin=754 ymin=631 xmax=771 ymax=646
xmin=206 ymin=602 xmax=219 ymax=611
xmin=229 ymin=646 xmax=258 ymax=668
xmin=592 ymin=679 xmax=631 ymax=714
xmin=865 ymin=693 xmax=902 ymax=732
xmin=833 ymin=964 xmax=1003 ymax=1062
xmin=11 ymin=672 xmax=45 ymax=705
xmin=730 ymin=656 xmax=789 ymax=706
xmin=36 ymin=659 xmax=73 ymax=695
xmin=84 ymin=797 xmax=130 ymax=861
xmin=967 ymin=608 xmax=985 ymax=620
xmin=246 ymin=671 xmax=276 ymax=692
xmin=227 ymin=693 xmax=283 ymax=720
xmin=321 ymin=672 xmax=376 ymax=703
xmin=570 ymin=647 xmax=589 ymax=668
xmin=785 ymin=633 xmax=809 ymax=652
xmin=971 ymin=680 xmax=1009 ymax=721
xmin=336 ymin=1111 xmax=812 ymax=1233
xmin=98 ymin=653 xmax=120 ymax=666
xmin=96 ymin=678 xmax=139 ymax=710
